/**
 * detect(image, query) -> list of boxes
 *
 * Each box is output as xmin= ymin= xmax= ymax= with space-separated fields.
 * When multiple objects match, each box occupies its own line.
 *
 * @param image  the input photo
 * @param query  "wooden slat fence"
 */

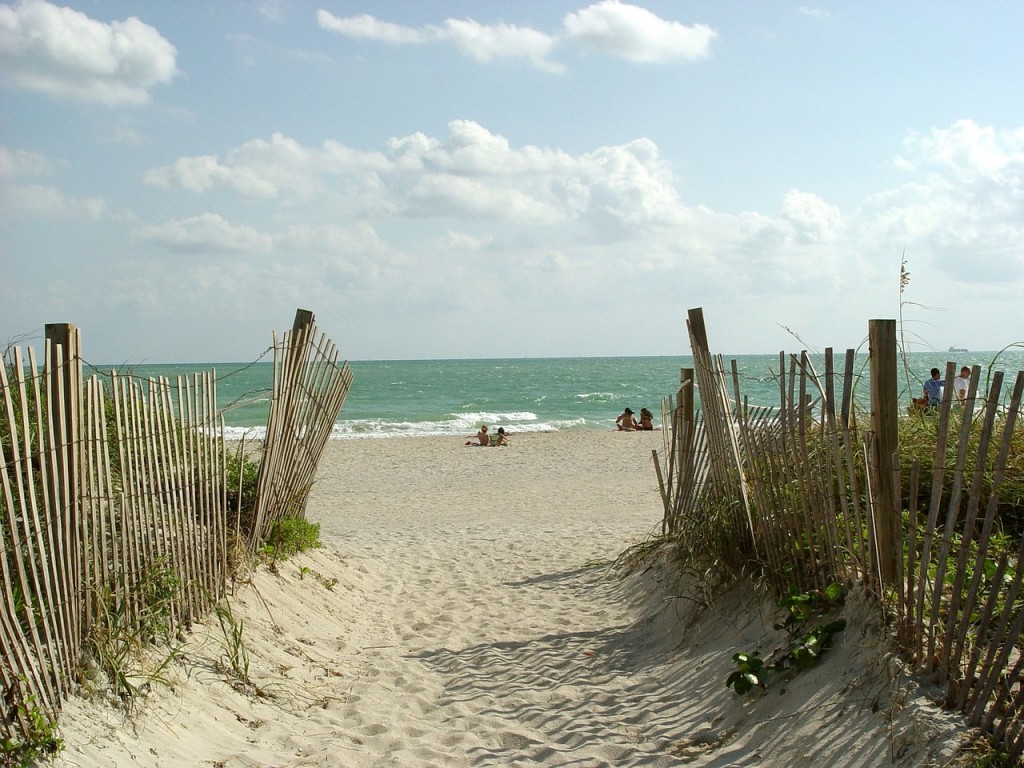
xmin=656 ymin=306 xmax=1024 ymax=760
xmin=1 ymin=309 xmax=351 ymax=752
xmin=899 ymin=367 xmax=1024 ymax=755
xmin=247 ymin=310 xmax=354 ymax=548
xmin=1 ymin=332 xmax=83 ymax=731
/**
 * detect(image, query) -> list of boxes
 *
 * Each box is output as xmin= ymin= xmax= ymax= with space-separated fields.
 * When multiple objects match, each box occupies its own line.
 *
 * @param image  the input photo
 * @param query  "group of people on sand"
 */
xmin=465 ymin=424 xmax=509 ymax=447
xmin=911 ymin=365 xmax=973 ymax=410
xmin=466 ymin=408 xmax=658 ymax=443
xmin=616 ymin=407 xmax=655 ymax=431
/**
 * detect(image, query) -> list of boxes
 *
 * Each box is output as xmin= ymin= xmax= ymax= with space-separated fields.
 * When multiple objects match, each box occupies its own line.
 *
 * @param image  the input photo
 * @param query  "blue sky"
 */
xmin=2 ymin=1 xmax=1023 ymax=363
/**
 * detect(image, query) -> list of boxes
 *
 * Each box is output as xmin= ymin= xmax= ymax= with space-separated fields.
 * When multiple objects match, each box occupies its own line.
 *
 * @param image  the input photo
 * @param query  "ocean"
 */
xmin=86 ymin=349 xmax=1023 ymax=440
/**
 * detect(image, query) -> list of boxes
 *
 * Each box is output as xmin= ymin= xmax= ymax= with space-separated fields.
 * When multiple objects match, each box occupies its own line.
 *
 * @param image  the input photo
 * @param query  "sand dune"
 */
xmin=56 ymin=431 xmax=969 ymax=767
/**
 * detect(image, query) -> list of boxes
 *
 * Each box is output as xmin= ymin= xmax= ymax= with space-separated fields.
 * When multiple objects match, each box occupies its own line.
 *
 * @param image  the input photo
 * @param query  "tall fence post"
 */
xmin=292 ymin=308 xmax=315 ymax=335
xmin=678 ymin=367 xmax=694 ymax=421
xmin=43 ymin=322 xmax=84 ymax=704
xmin=868 ymin=319 xmax=899 ymax=585
xmin=661 ymin=366 xmax=695 ymax=535
xmin=44 ymin=324 xmax=82 ymax=519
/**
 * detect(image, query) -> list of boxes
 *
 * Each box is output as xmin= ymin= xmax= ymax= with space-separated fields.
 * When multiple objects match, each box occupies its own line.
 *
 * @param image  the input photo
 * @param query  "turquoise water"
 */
xmin=87 ymin=349 xmax=1023 ymax=440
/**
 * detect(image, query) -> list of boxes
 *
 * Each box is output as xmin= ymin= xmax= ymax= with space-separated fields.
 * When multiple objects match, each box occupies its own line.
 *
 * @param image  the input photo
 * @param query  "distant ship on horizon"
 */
xmin=948 ymin=345 xmax=968 ymax=353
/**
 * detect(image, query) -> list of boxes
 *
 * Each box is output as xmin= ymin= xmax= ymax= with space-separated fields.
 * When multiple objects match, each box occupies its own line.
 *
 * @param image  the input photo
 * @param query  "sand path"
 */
xmin=302 ymin=430 xmax=678 ymax=766
xmin=56 ymin=431 xmax=967 ymax=767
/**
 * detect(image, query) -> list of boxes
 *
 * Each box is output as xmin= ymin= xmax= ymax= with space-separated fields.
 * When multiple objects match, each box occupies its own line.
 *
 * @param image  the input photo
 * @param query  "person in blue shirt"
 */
xmin=922 ymin=368 xmax=944 ymax=407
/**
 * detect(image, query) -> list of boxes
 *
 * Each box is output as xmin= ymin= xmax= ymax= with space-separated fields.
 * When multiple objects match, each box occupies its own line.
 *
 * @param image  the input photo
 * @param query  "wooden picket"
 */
xmin=0 ymin=309 xmax=350 ymax=751
xmin=654 ymin=307 xmax=1024 ymax=761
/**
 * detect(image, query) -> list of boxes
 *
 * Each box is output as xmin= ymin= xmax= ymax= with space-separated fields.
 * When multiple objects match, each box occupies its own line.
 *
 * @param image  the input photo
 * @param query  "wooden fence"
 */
xmin=656 ymin=307 xmax=1024 ymax=759
xmin=248 ymin=309 xmax=353 ymax=550
xmin=0 ymin=309 xmax=351 ymax=751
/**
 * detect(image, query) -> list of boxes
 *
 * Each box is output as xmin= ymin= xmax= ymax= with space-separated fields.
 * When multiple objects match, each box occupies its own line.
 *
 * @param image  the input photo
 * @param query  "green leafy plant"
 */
xmin=727 ymin=584 xmax=847 ymax=696
xmin=0 ymin=692 xmax=64 ymax=767
xmin=297 ymin=565 xmax=338 ymax=590
xmin=726 ymin=651 xmax=770 ymax=695
xmin=774 ymin=583 xmax=843 ymax=632
xmin=785 ymin=619 xmax=848 ymax=670
xmin=316 ymin=573 xmax=338 ymax=591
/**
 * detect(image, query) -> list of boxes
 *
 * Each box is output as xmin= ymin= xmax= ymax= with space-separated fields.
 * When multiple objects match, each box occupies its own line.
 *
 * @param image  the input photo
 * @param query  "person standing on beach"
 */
xmin=953 ymin=366 xmax=971 ymax=405
xmin=616 ymin=408 xmax=637 ymax=431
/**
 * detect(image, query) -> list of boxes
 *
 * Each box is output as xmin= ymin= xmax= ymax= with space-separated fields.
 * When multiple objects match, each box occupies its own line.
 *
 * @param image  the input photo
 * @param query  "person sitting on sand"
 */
xmin=636 ymin=407 xmax=654 ymax=431
xmin=616 ymin=408 xmax=637 ymax=431
xmin=923 ymin=368 xmax=944 ymax=407
xmin=911 ymin=368 xmax=944 ymax=410
xmin=465 ymin=425 xmax=490 ymax=446
xmin=953 ymin=365 xmax=971 ymax=405
xmin=493 ymin=427 xmax=509 ymax=446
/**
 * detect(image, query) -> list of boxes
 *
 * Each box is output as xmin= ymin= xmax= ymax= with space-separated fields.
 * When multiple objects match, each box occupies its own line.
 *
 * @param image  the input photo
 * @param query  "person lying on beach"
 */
xmin=466 ymin=425 xmax=490 ymax=446
xmin=636 ymin=408 xmax=654 ymax=430
xmin=493 ymin=427 xmax=509 ymax=446
xmin=616 ymin=408 xmax=637 ymax=431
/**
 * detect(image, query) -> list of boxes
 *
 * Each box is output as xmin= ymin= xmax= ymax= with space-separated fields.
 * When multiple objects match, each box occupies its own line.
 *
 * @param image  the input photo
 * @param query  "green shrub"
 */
xmin=260 ymin=516 xmax=320 ymax=563
xmin=226 ymin=450 xmax=260 ymax=532
xmin=85 ymin=562 xmax=183 ymax=707
xmin=0 ymin=692 xmax=63 ymax=766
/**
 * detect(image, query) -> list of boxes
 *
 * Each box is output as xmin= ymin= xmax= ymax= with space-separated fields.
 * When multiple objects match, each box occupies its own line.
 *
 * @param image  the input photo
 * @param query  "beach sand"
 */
xmin=55 ymin=431 xmax=970 ymax=767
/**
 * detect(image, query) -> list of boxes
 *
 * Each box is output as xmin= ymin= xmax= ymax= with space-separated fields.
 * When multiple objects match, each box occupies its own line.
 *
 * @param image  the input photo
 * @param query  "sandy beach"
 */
xmin=55 ymin=430 xmax=970 ymax=767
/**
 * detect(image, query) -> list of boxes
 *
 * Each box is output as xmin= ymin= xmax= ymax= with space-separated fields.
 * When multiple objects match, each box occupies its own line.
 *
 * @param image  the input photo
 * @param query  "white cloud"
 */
xmin=255 ymin=0 xmax=288 ymax=23
xmin=439 ymin=230 xmax=492 ymax=251
xmin=437 ymin=18 xmax=562 ymax=73
xmin=0 ymin=144 xmax=51 ymax=178
xmin=579 ymin=139 xmax=681 ymax=225
xmin=903 ymin=119 xmax=1024 ymax=182
xmin=142 ymin=122 xmax=683 ymax=229
xmin=133 ymin=213 xmax=273 ymax=255
xmin=388 ymin=120 xmax=573 ymax=175
xmin=408 ymin=174 xmax=563 ymax=223
xmin=0 ymin=0 xmax=178 ymax=106
xmin=144 ymin=132 xmax=393 ymax=203
xmin=383 ymin=123 xmax=682 ymax=227
xmin=0 ymin=146 xmax=105 ymax=218
xmin=144 ymin=155 xmax=267 ymax=196
xmin=864 ymin=120 xmax=1024 ymax=281
xmin=780 ymin=189 xmax=844 ymax=243
xmin=132 ymin=118 xmax=1024 ymax=323
xmin=317 ymin=4 xmax=715 ymax=70
xmin=276 ymin=222 xmax=387 ymax=257
xmin=563 ymin=1 xmax=716 ymax=63
xmin=1 ymin=182 xmax=105 ymax=219
xmin=316 ymin=11 xmax=425 ymax=44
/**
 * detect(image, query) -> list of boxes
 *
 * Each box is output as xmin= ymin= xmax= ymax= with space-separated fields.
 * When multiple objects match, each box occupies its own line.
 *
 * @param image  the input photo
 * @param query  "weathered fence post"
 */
xmin=660 ymin=366 xmax=695 ymax=534
xmin=678 ymin=367 xmax=694 ymax=423
xmin=868 ymin=319 xmax=899 ymax=585
xmin=44 ymin=324 xmax=81 ymax=519
xmin=292 ymin=308 xmax=315 ymax=335
xmin=43 ymin=322 xmax=84 ymax=707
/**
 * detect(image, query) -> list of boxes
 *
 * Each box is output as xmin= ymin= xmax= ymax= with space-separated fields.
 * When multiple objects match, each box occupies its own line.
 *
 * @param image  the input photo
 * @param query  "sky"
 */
xmin=2 ymin=1 xmax=1023 ymax=364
